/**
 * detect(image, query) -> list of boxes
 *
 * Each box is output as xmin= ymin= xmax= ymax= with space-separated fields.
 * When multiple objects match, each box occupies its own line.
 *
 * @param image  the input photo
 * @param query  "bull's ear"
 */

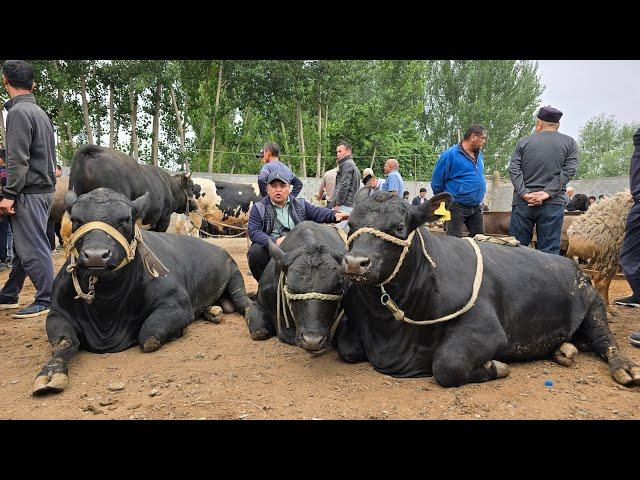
xmin=64 ymin=190 xmax=78 ymax=213
xmin=329 ymin=248 xmax=346 ymax=264
xmin=185 ymin=171 xmax=191 ymax=179
xmin=408 ymin=192 xmax=452 ymax=231
xmin=133 ymin=192 xmax=150 ymax=220
xmin=354 ymin=186 xmax=372 ymax=206
xmin=268 ymin=240 xmax=287 ymax=270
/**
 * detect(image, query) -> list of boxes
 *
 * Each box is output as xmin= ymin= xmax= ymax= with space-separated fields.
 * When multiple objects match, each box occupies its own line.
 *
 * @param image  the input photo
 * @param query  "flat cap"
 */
xmin=537 ymin=106 xmax=563 ymax=123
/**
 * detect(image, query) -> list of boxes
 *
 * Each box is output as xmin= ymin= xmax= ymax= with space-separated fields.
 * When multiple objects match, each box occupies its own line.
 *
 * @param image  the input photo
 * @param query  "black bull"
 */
xmin=337 ymin=190 xmax=640 ymax=388
xmin=69 ymin=145 xmax=198 ymax=232
xmin=246 ymin=222 xmax=348 ymax=352
xmin=33 ymin=188 xmax=251 ymax=395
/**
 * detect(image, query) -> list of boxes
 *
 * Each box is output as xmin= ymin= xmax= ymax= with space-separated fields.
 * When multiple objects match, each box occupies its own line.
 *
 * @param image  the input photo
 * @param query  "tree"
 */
xmin=576 ymin=114 xmax=640 ymax=178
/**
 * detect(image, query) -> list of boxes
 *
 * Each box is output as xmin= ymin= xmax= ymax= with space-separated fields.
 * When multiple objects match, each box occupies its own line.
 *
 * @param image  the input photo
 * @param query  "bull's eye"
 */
xmin=396 ymin=223 xmax=405 ymax=233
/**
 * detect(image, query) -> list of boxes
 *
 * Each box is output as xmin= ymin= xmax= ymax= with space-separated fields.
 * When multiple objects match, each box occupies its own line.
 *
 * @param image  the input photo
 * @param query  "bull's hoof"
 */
xmin=553 ymin=342 xmax=578 ymax=367
xmin=32 ymin=373 xmax=69 ymax=396
xmin=250 ymin=329 xmax=271 ymax=341
xmin=204 ymin=306 xmax=224 ymax=323
xmin=141 ymin=336 xmax=162 ymax=353
xmin=485 ymin=360 xmax=510 ymax=379
xmin=610 ymin=355 xmax=640 ymax=386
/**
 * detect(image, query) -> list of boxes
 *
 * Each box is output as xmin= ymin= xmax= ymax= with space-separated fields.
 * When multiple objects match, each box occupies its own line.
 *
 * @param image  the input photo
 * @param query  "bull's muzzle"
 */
xmin=299 ymin=332 xmax=326 ymax=352
xmin=342 ymin=254 xmax=371 ymax=276
xmin=78 ymin=248 xmax=113 ymax=270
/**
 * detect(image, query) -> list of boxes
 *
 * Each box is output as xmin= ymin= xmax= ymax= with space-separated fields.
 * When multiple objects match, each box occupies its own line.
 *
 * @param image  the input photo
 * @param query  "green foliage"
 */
xmin=576 ymin=114 xmax=640 ymax=178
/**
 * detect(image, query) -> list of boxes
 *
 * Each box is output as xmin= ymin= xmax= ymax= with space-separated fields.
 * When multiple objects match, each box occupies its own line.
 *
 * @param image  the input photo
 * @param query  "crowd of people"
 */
xmin=1 ymin=59 xmax=639 ymax=347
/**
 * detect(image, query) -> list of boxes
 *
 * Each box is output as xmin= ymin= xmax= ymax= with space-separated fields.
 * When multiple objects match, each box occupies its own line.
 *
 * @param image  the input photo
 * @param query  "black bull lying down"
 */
xmin=33 ymin=188 xmax=251 ymax=395
xmin=70 ymin=145 xmax=199 ymax=232
xmin=247 ymin=222 xmax=348 ymax=352
xmin=335 ymin=190 xmax=640 ymax=388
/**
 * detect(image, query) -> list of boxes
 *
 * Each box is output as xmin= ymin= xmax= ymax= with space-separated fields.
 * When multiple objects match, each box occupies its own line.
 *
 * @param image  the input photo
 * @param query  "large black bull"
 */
xmin=247 ymin=222 xmax=348 ymax=352
xmin=33 ymin=188 xmax=251 ymax=395
xmin=337 ymin=190 xmax=640 ymax=388
xmin=69 ymin=145 xmax=198 ymax=232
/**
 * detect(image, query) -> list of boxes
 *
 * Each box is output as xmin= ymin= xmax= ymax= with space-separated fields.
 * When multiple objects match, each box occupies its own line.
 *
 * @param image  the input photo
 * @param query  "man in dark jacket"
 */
xmin=256 ymin=141 xmax=303 ymax=198
xmin=0 ymin=60 xmax=56 ymax=318
xmin=508 ymin=106 xmax=579 ymax=255
xmin=247 ymin=171 xmax=348 ymax=281
xmin=0 ymin=148 xmax=10 ymax=271
xmin=331 ymin=141 xmax=361 ymax=232
xmin=412 ymin=187 xmax=428 ymax=206
xmin=614 ymin=128 xmax=640 ymax=348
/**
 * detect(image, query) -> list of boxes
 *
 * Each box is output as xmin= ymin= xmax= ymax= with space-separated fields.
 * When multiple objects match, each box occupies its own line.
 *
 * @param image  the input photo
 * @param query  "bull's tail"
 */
xmin=225 ymin=258 xmax=252 ymax=314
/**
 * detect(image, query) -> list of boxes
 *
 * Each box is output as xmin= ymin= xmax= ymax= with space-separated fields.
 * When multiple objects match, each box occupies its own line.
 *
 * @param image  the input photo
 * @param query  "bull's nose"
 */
xmin=342 ymin=254 xmax=371 ymax=275
xmin=80 ymin=248 xmax=112 ymax=268
xmin=300 ymin=333 xmax=326 ymax=351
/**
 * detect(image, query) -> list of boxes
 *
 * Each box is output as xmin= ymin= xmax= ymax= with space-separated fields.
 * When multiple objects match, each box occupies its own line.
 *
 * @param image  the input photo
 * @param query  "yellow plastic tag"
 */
xmin=434 ymin=202 xmax=451 ymax=221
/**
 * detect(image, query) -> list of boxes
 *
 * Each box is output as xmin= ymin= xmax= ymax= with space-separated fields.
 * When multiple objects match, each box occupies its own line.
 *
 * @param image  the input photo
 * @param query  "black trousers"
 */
xmin=247 ymin=242 xmax=272 ymax=282
xmin=620 ymin=201 xmax=640 ymax=299
xmin=0 ymin=215 xmax=9 ymax=262
xmin=445 ymin=202 xmax=485 ymax=238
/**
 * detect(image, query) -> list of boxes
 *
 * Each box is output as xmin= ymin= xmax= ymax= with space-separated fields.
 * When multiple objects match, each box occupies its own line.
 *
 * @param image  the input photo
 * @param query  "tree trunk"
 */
xmin=280 ymin=120 xmax=293 ymax=170
xmin=296 ymin=100 xmax=307 ymax=177
xmin=207 ymin=60 xmax=224 ymax=173
xmin=151 ymin=83 xmax=162 ymax=167
xmin=129 ymin=78 xmax=138 ymax=160
xmin=324 ymin=102 xmax=329 ymax=158
xmin=0 ymin=109 xmax=5 ymax=147
xmin=217 ymin=145 xmax=225 ymax=172
xmin=316 ymin=100 xmax=322 ymax=177
xmin=369 ymin=145 xmax=377 ymax=169
xmin=109 ymin=85 xmax=115 ymax=148
xmin=51 ymin=61 xmax=74 ymax=158
xmin=80 ymin=75 xmax=94 ymax=144
xmin=92 ymin=65 xmax=101 ymax=146
xmin=170 ymin=86 xmax=186 ymax=153
xmin=230 ymin=106 xmax=250 ymax=174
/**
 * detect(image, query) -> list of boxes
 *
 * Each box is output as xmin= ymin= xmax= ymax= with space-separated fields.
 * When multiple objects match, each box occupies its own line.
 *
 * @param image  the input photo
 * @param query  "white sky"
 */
xmin=536 ymin=60 xmax=640 ymax=139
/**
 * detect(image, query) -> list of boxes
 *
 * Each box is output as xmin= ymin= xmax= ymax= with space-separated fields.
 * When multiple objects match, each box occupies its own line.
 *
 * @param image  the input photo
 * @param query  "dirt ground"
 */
xmin=1 ymin=237 xmax=639 ymax=420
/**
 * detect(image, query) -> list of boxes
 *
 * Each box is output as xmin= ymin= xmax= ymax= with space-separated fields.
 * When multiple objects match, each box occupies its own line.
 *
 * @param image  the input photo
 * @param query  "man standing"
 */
xmin=614 ymin=129 xmax=640 ymax=348
xmin=247 ymin=171 xmax=348 ymax=281
xmin=331 ymin=141 xmax=361 ymax=231
xmin=412 ymin=187 xmax=428 ymax=206
xmin=256 ymin=141 xmax=303 ymax=198
xmin=431 ymin=124 xmax=488 ymax=238
xmin=380 ymin=157 xmax=404 ymax=195
xmin=0 ymin=148 xmax=10 ymax=271
xmin=0 ymin=60 xmax=56 ymax=318
xmin=317 ymin=165 xmax=338 ymax=204
xmin=508 ymin=106 xmax=579 ymax=255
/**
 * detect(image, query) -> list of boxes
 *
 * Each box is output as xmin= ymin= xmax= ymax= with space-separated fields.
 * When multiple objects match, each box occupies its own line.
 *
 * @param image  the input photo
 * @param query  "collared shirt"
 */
xmin=270 ymin=199 xmax=295 ymax=239
xmin=381 ymin=170 xmax=404 ymax=195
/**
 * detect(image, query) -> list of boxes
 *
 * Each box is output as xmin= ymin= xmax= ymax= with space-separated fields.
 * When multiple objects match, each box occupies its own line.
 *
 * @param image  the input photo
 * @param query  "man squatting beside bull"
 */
xmin=247 ymin=171 xmax=349 ymax=282
xmin=0 ymin=60 xmax=56 ymax=319
xmin=508 ymin=106 xmax=579 ymax=254
xmin=431 ymin=124 xmax=488 ymax=238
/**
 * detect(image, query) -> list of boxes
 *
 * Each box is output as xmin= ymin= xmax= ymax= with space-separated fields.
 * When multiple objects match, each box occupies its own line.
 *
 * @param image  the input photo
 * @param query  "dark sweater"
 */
xmin=631 ymin=128 xmax=640 ymax=199
xmin=333 ymin=155 xmax=361 ymax=208
xmin=2 ymin=94 xmax=56 ymax=200
xmin=508 ymin=131 xmax=579 ymax=207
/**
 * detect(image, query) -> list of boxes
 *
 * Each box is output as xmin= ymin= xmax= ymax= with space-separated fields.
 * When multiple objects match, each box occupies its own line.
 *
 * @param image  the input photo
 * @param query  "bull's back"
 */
xmin=70 ymin=145 xmax=142 ymax=197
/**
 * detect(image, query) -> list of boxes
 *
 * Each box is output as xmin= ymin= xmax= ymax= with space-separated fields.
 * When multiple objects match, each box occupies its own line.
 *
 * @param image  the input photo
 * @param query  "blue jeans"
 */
xmin=509 ymin=202 xmax=565 ymax=255
xmin=620 ymin=201 xmax=640 ymax=298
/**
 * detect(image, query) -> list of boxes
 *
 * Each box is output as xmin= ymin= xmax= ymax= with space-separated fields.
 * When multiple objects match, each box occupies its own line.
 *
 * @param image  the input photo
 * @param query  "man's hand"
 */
xmin=523 ymin=191 xmax=549 ymax=207
xmin=275 ymin=236 xmax=286 ymax=246
xmin=0 ymin=198 xmax=15 ymax=215
xmin=335 ymin=212 xmax=349 ymax=222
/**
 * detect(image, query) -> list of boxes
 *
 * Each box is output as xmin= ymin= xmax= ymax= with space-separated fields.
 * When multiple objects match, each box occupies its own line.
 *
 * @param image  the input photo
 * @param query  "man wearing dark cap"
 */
xmin=256 ymin=141 xmax=303 ymax=198
xmin=246 ymin=171 xmax=349 ymax=281
xmin=412 ymin=187 xmax=428 ymax=206
xmin=0 ymin=60 xmax=56 ymax=318
xmin=508 ymin=105 xmax=579 ymax=255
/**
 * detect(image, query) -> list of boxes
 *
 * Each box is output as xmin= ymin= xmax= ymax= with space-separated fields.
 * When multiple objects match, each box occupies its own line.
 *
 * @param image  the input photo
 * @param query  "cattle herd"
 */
xmin=33 ymin=146 xmax=640 ymax=398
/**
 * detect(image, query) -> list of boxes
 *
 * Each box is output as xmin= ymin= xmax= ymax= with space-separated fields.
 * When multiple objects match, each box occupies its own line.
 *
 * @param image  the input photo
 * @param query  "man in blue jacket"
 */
xmin=431 ymin=124 xmax=487 ymax=237
xmin=247 ymin=171 xmax=349 ymax=281
xmin=256 ymin=141 xmax=303 ymax=198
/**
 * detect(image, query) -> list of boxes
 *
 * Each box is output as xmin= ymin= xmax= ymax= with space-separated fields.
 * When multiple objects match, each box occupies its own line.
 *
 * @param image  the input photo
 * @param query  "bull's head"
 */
xmin=65 ymin=188 xmax=149 ymax=277
xmin=341 ymin=189 xmax=452 ymax=285
xmin=268 ymin=238 xmax=347 ymax=352
xmin=174 ymin=172 xmax=199 ymax=212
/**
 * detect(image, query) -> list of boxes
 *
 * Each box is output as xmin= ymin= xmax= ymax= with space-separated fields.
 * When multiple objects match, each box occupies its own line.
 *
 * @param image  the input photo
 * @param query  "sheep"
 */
xmin=566 ymin=190 xmax=633 ymax=313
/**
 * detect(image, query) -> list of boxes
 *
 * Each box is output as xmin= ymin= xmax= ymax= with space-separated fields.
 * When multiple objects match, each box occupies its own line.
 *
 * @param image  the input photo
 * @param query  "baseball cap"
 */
xmin=266 ymin=171 xmax=290 ymax=185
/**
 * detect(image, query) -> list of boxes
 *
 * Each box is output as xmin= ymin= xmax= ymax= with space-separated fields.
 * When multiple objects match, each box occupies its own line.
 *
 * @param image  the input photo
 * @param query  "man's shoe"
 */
xmin=614 ymin=295 xmax=640 ymax=308
xmin=0 ymin=263 xmax=8 ymax=273
xmin=0 ymin=300 xmax=19 ymax=310
xmin=629 ymin=332 xmax=640 ymax=347
xmin=12 ymin=304 xmax=50 ymax=319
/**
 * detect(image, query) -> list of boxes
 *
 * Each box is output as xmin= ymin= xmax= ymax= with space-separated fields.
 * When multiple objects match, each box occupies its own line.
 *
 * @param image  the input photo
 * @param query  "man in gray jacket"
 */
xmin=331 ymin=141 xmax=361 ymax=232
xmin=0 ymin=60 xmax=56 ymax=318
xmin=508 ymin=106 xmax=579 ymax=255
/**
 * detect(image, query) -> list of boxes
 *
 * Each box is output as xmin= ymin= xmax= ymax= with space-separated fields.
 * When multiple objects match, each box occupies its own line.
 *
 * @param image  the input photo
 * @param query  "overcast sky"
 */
xmin=536 ymin=60 xmax=640 ymax=139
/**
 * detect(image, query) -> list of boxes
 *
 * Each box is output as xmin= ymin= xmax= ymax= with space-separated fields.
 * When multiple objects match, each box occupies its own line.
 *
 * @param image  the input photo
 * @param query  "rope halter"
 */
xmin=65 ymin=221 xmax=168 ymax=304
xmin=346 ymin=226 xmax=484 ymax=326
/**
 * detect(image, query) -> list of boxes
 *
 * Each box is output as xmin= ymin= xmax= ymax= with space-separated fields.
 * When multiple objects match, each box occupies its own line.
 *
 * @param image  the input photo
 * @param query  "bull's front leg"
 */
xmin=152 ymin=214 xmax=172 ymax=233
xmin=138 ymin=292 xmax=194 ymax=352
xmin=334 ymin=316 xmax=368 ymax=364
xmin=33 ymin=314 xmax=80 ymax=396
